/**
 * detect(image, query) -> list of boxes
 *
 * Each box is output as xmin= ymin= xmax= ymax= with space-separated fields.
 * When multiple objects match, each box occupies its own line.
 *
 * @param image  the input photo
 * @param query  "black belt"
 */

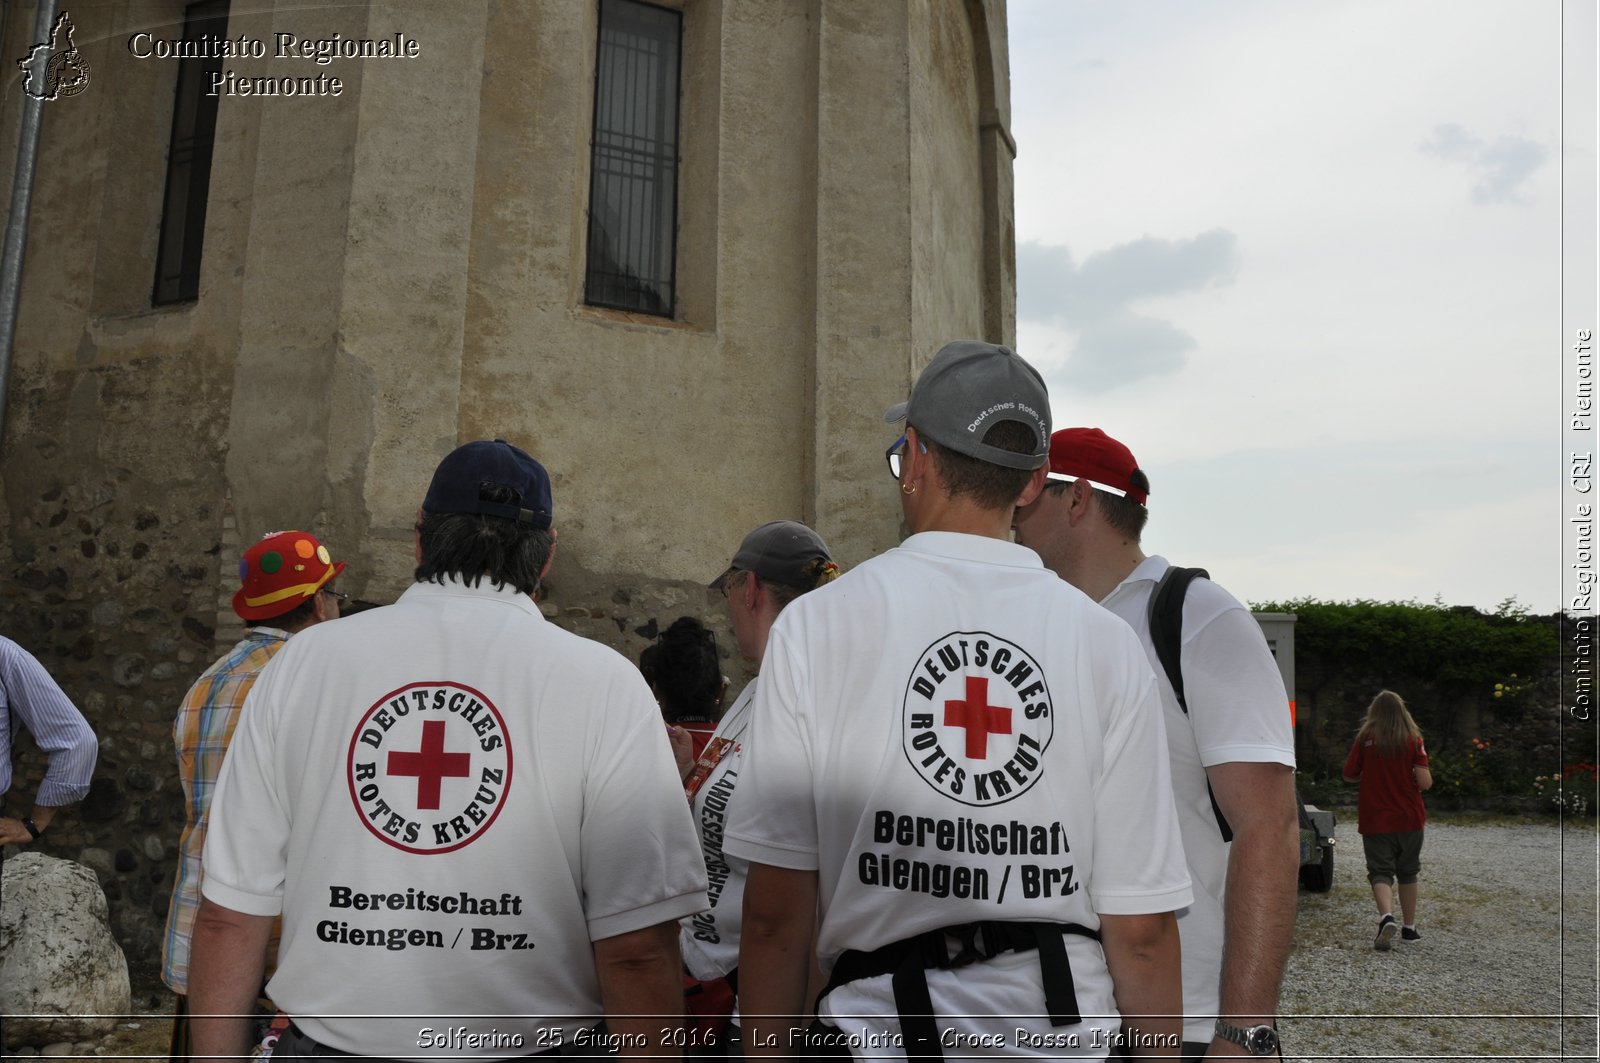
xmin=820 ymin=920 xmax=1101 ymax=1063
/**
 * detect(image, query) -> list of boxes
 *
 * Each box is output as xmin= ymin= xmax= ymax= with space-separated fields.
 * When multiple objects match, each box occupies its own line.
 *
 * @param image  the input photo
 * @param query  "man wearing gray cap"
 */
xmin=727 ymin=343 xmax=1191 ymax=1060
xmin=191 ymin=439 xmax=707 ymax=1061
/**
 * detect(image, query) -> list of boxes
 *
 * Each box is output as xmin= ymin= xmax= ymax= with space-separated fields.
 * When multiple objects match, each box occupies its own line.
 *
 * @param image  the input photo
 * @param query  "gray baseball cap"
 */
xmin=883 ymin=341 xmax=1051 ymax=470
xmin=710 ymin=520 xmax=834 ymax=590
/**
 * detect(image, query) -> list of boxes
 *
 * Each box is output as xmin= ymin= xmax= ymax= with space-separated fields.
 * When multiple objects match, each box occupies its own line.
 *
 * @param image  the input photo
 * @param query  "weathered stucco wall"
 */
xmin=2 ymin=0 xmax=250 ymax=967
xmin=0 ymin=0 xmax=1014 ymax=984
xmin=910 ymin=0 xmax=986 ymax=362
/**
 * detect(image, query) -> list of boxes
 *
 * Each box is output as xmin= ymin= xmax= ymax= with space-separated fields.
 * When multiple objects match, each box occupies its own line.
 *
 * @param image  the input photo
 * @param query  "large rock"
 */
xmin=0 ymin=852 xmax=131 ymax=1046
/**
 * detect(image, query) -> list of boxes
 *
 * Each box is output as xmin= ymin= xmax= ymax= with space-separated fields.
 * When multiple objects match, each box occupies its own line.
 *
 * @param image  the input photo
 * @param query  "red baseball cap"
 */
xmin=1047 ymin=428 xmax=1149 ymax=506
xmin=232 ymin=530 xmax=346 ymax=622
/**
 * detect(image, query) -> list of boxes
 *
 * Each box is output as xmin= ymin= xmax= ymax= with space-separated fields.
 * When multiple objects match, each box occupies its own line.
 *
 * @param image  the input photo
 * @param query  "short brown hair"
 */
xmin=1096 ymin=469 xmax=1151 ymax=542
xmin=924 ymin=420 xmax=1039 ymax=510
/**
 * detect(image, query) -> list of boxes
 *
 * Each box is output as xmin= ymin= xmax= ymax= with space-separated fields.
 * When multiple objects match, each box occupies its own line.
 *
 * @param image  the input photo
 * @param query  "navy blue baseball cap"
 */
xmin=423 ymin=439 xmax=553 ymax=529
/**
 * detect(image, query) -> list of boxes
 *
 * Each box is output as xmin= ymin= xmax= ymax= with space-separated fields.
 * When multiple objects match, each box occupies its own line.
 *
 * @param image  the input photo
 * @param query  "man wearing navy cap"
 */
xmin=191 ymin=439 xmax=708 ymax=1061
xmin=1013 ymin=427 xmax=1298 ymax=1060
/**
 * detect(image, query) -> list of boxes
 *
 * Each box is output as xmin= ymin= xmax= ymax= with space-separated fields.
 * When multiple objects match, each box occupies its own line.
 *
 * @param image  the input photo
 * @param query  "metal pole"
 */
xmin=0 ymin=0 xmax=14 ymax=75
xmin=0 ymin=0 xmax=61 ymax=449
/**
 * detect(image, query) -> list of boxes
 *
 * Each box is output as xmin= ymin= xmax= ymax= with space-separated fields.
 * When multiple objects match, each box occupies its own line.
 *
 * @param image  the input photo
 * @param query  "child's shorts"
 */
xmin=1362 ymin=830 xmax=1424 ymax=885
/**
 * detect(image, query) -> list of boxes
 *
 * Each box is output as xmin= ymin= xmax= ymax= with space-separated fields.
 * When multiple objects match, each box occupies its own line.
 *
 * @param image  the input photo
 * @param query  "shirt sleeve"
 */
xmin=578 ymin=667 xmax=710 ymax=941
xmin=723 ymin=617 xmax=820 ymax=870
xmin=1089 ymin=657 xmax=1194 ymax=915
xmin=1342 ymin=739 xmax=1363 ymax=779
xmin=201 ymin=655 xmax=292 ymax=917
xmin=1413 ymin=738 xmax=1429 ymax=767
xmin=1181 ymin=604 xmax=1296 ymax=769
xmin=1 ymin=640 xmax=98 ymax=805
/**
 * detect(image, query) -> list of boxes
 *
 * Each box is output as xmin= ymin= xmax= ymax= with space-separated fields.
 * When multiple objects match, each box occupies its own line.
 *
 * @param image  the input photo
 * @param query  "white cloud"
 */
xmin=1421 ymin=123 xmax=1550 ymax=204
xmin=1018 ymin=232 xmax=1240 ymax=392
xmin=1007 ymin=0 xmax=1562 ymax=611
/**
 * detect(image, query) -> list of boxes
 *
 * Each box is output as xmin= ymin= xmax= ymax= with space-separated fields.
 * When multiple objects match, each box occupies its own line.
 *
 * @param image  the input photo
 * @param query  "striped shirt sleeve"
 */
xmin=0 ymin=637 xmax=98 ymax=805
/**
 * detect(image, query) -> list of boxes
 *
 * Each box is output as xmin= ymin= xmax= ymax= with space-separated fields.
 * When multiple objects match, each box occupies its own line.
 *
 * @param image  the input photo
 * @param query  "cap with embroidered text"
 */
xmin=883 ymin=341 xmax=1050 ymax=470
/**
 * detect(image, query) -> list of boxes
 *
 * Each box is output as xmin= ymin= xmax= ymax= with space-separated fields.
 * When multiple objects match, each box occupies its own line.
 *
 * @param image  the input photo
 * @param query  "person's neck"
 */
xmin=908 ymin=496 xmax=1016 ymax=541
xmin=1068 ymin=543 xmax=1146 ymax=604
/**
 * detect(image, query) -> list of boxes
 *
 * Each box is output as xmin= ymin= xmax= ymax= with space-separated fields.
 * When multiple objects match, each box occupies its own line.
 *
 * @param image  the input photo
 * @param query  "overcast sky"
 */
xmin=1007 ymin=0 xmax=1571 ymax=613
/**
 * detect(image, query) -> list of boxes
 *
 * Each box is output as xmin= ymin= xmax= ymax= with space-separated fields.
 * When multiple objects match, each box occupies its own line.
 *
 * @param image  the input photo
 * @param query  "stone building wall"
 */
xmin=0 ymin=0 xmax=1015 ymax=983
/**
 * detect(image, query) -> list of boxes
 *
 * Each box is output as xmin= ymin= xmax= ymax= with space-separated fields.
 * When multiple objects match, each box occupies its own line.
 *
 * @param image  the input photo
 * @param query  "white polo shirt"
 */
xmin=203 ymin=577 xmax=708 ymax=1057
xmin=1101 ymin=555 xmax=1296 ymax=1045
xmin=725 ymin=532 xmax=1191 ymax=1058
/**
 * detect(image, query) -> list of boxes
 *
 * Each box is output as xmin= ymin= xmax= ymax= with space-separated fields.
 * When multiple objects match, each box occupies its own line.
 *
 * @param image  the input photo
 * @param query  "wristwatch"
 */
xmin=22 ymin=817 xmax=41 ymax=840
xmin=1214 ymin=1019 xmax=1279 ymax=1056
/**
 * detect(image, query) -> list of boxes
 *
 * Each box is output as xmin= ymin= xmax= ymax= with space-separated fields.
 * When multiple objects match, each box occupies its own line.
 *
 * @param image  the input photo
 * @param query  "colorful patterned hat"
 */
xmin=232 ymin=530 xmax=346 ymax=622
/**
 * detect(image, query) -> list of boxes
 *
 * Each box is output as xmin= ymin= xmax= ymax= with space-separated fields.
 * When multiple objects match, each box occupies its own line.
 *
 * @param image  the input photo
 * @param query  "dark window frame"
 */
xmin=151 ymin=0 xmax=229 ymax=306
xmin=583 ymin=0 xmax=682 ymax=318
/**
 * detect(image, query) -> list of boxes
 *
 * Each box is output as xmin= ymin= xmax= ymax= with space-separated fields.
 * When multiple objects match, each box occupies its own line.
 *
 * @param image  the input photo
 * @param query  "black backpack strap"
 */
xmin=1147 ymin=565 xmax=1234 ymax=843
xmin=1148 ymin=566 xmax=1206 ymax=712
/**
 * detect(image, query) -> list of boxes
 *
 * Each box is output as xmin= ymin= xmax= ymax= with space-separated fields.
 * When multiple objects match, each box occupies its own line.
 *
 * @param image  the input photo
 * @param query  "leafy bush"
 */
xmin=1249 ymin=598 xmax=1566 ymax=814
xmin=1532 ymin=762 xmax=1598 ymax=817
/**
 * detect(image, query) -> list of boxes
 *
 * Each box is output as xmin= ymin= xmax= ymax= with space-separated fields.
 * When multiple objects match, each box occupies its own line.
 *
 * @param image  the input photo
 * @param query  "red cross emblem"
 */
xmin=387 ymin=719 xmax=471 ymax=809
xmin=944 ymin=676 xmax=1012 ymax=759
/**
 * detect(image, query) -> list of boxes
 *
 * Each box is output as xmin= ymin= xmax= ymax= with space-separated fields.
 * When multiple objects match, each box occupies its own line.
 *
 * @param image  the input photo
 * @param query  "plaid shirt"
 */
xmin=162 ymin=628 xmax=290 ymax=993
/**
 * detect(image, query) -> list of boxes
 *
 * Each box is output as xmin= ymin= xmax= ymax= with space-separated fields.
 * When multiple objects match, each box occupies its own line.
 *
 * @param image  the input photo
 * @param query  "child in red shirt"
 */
xmin=1343 ymin=690 xmax=1433 ymax=950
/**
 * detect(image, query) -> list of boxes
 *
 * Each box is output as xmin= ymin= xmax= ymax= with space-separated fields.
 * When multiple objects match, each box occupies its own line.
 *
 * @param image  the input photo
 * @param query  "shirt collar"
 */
xmin=898 ymin=531 xmax=1046 ymax=571
xmin=1102 ymin=554 xmax=1171 ymax=606
xmin=399 ymin=574 xmax=544 ymax=617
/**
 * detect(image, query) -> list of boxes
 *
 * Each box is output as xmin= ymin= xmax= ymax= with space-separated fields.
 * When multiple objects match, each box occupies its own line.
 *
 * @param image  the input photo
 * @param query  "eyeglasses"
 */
xmin=885 ymin=433 xmax=928 ymax=481
xmin=321 ymin=587 xmax=350 ymax=605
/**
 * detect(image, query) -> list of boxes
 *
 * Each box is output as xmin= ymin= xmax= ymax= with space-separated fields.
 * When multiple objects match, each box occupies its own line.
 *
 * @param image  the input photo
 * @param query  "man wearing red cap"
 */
xmin=1013 ymin=428 xmax=1298 ymax=1061
xmin=162 ymin=530 xmax=346 ymax=1056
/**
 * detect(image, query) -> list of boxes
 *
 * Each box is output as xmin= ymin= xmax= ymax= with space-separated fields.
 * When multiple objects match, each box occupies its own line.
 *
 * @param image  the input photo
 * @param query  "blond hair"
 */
xmin=763 ymin=558 xmax=841 ymax=610
xmin=1355 ymin=689 xmax=1422 ymax=756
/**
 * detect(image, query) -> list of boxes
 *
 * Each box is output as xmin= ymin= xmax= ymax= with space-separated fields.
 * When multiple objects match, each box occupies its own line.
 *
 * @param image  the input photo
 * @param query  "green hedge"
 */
xmin=1249 ymin=599 xmax=1581 ymax=814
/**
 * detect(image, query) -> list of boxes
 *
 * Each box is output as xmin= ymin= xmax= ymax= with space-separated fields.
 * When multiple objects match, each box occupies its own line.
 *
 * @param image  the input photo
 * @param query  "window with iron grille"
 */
xmin=584 ymin=0 xmax=681 ymax=317
xmin=152 ymin=0 xmax=228 ymax=306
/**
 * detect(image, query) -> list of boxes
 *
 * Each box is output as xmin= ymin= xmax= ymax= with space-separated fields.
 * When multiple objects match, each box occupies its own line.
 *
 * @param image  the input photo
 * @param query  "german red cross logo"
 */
xmin=346 ymin=681 xmax=513 ymax=854
xmin=943 ymin=676 xmax=1012 ymax=759
xmin=387 ymin=720 xmax=472 ymax=809
xmin=902 ymin=632 xmax=1053 ymax=807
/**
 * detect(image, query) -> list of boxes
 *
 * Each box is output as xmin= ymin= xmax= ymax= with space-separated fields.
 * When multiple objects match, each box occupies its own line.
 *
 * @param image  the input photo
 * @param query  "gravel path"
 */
xmin=11 ymin=817 xmax=1596 ymax=1061
xmin=1279 ymin=814 xmax=1597 ymax=1062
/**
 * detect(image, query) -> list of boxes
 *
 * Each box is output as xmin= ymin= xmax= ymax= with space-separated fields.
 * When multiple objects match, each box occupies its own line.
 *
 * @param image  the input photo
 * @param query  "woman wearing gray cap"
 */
xmin=681 ymin=520 xmax=839 ymax=1056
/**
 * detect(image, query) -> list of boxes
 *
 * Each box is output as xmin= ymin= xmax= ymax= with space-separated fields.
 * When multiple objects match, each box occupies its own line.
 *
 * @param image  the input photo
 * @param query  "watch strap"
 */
xmin=21 ymin=816 xmax=41 ymax=839
xmin=1214 ymin=1019 xmax=1279 ymax=1056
